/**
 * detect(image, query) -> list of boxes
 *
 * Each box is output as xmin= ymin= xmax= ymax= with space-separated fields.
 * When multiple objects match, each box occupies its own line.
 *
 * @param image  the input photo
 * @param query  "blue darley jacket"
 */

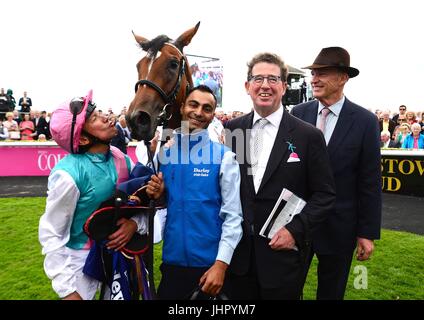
xmin=159 ymin=129 xmax=229 ymax=267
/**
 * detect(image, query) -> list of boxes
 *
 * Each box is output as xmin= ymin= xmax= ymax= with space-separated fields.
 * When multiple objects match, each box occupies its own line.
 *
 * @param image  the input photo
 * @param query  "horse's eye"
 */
xmin=169 ymin=59 xmax=179 ymax=70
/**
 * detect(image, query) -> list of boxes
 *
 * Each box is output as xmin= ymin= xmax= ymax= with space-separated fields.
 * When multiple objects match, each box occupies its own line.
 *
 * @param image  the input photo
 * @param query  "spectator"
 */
xmin=374 ymin=109 xmax=382 ymax=120
xmin=18 ymin=91 xmax=32 ymax=113
xmin=3 ymin=112 xmax=20 ymax=140
xmin=19 ymin=113 xmax=36 ymax=140
xmin=380 ymin=130 xmax=397 ymax=148
xmin=390 ymin=126 xmax=400 ymax=146
xmin=0 ymin=88 xmax=13 ymax=120
xmin=6 ymin=89 xmax=16 ymax=110
xmin=111 ymin=115 xmax=130 ymax=154
xmin=108 ymin=113 xmax=117 ymax=125
xmin=300 ymin=79 xmax=307 ymax=102
xmin=122 ymin=119 xmax=131 ymax=141
xmin=135 ymin=128 xmax=161 ymax=170
xmin=396 ymin=114 xmax=407 ymax=126
xmin=40 ymin=111 xmax=51 ymax=139
xmin=405 ymin=111 xmax=417 ymax=125
xmin=0 ymin=119 xmax=9 ymax=140
xmin=396 ymin=123 xmax=411 ymax=146
xmin=379 ymin=110 xmax=396 ymax=137
xmin=37 ymin=134 xmax=47 ymax=142
xmin=13 ymin=110 xmax=22 ymax=125
xmin=33 ymin=110 xmax=49 ymax=140
xmin=204 ymin=71 xmax=220 ymax=97
xmin=392 ymin=105 xmax=407 ymax=124
xmin=418 ymin=112 xmax=424 ymax=134
xmin=401 ymin=123 xmax=424 ymax=149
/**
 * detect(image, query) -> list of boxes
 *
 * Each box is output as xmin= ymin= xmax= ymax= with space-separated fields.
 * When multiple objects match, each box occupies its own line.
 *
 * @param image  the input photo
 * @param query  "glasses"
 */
xmin=399 ymin=108 xmax=406 ymax=111
xmin=249 ymin=75 xmax=282 ymax=85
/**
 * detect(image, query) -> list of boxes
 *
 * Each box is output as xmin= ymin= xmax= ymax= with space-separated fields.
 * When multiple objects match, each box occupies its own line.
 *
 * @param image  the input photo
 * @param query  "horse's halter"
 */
xmin=134 ymin=43 xmax=188 ymax=126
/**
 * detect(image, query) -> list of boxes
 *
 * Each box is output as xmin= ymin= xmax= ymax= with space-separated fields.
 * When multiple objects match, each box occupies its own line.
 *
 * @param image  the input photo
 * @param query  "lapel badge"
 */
xmin=286 ymin=141 xmax=301 ymax=163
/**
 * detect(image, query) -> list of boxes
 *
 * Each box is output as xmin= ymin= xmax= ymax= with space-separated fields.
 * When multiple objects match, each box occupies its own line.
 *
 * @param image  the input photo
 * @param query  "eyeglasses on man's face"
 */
xmin=399 ymin=108 xmax=406 ymax=111
xmin=249 ymin=75 xmax=282 ymax=86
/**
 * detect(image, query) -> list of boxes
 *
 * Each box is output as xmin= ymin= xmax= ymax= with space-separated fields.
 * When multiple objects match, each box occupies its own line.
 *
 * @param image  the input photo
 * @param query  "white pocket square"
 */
xmin=287 ymin=152 xmax=301 ymax=163
xmin=287 ymin=157 xmax=301 ymax=163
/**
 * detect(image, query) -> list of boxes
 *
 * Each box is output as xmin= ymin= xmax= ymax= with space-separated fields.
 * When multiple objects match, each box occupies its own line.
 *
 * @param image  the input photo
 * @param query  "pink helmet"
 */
xmin=50 ymin=90 xmax=96 ymax=153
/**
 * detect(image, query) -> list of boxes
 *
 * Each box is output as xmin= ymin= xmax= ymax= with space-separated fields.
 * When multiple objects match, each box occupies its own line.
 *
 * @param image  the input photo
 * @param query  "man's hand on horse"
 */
xmin=146 ymin=172 xmax=165 ymax=200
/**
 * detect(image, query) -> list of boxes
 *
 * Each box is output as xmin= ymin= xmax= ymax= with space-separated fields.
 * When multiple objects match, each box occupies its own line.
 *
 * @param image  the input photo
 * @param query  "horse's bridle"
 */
xmin=134 ymin=46 xmax=188 ymax=125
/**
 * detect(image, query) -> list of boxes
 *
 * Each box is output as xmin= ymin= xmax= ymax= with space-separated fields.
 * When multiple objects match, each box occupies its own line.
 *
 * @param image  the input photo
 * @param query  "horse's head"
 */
xmin=127 ymin=22 xmax=200 ymax=141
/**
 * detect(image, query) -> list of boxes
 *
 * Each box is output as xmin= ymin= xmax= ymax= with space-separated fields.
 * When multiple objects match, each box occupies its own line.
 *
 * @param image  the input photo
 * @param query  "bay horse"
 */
xmin=127 ymin=22 xmax=200 ymax=141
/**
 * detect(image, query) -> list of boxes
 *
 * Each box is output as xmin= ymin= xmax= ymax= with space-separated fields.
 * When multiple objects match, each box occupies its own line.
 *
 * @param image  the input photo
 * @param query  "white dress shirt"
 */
xmin=250 ymin=106 xmax=284 ymax=193
xmin=316 ymin=96 xmax=345 ymax=145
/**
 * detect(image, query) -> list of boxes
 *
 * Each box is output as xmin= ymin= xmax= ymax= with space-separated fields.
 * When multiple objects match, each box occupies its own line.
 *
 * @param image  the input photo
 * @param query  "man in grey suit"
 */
xmin=291 ymin=47 xmax=382 ymax=300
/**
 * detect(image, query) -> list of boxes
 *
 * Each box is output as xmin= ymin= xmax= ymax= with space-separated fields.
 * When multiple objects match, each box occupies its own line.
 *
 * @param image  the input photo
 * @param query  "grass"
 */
xmin=0 ymin=197 xmax=423 ymax=300
xmin=305 ymin=230 xmax=424 ymax=300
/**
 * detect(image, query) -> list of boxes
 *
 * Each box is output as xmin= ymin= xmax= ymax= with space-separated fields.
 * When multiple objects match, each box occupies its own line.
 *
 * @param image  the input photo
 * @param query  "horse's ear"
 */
xmin=174 ymin=21 xmax=200 ymax=50
xmin=132 ymin=30 xmax=149 ymax=45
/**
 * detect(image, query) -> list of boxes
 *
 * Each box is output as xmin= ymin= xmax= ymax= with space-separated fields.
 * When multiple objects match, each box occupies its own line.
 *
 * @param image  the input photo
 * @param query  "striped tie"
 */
xmin=318 ymin=107 xmax=331 ymax=134
xmin=251 ymin=118 xmax=268 ymax=174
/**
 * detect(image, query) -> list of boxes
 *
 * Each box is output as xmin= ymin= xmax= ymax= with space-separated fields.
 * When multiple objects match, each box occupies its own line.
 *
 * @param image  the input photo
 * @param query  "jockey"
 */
xmin=38 ymin=90 xmax=146 ymax=300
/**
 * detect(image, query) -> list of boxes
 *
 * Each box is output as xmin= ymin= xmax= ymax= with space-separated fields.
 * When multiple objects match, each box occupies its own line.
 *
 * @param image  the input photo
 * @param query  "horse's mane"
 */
xmin=140 ymin=35 xmax=172 ymax=56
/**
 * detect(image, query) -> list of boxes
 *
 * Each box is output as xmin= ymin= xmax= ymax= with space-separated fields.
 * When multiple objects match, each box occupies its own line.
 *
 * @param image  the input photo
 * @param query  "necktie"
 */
xmin=318 ymin=107 xmax=331 ymax=134
xmin=251 ymin=118 xmax=268 ymax=174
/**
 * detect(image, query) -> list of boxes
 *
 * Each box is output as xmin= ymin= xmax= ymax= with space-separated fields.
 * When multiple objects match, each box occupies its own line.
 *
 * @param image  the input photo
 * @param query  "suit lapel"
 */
xmin=257 ymin=110 xmax=292 ymax=193
xmin=327 ymin=98 xmax=356 ymax=154
xmin=303 ymin=100 xmax=319 ymax=125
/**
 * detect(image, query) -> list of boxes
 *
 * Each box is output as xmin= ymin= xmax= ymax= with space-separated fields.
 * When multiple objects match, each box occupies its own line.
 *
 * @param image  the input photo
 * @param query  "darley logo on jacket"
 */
xmin=193 ymin=168 xmax=210 ymax=177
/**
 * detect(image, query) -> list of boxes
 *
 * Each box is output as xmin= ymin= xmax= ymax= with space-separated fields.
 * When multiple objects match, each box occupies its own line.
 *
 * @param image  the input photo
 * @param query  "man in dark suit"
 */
xmin=224 ymin=52 xmax=336 ymax=300
xmin=18 ymin=91 xmax=32 ymax=113
xmin=33 ymin=110 xmax=50 ymax=140
xmin=111 ymin=115 xmax=130 ymax=154
xmin=291 ymin=47 xmax=382 ymax=300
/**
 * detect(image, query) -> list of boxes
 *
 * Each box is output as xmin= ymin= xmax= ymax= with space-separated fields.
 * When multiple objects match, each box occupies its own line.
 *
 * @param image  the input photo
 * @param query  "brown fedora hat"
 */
xmin=303 ymin=47 xmax=359 ymax=78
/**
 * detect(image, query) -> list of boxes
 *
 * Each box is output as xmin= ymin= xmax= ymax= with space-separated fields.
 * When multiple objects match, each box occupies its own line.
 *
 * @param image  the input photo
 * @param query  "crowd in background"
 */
xmin=2 ymin=86 xmax=423 ymax=150
xmin=0 ymin=88 xmax=51 ymax=142
xmin=375 ymin=105 xmax=424 ymax=149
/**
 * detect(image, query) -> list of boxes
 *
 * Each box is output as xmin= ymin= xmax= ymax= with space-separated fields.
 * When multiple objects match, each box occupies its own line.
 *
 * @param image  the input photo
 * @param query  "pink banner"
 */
xmin=0 ymin=142 xmax=138 ymax=176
